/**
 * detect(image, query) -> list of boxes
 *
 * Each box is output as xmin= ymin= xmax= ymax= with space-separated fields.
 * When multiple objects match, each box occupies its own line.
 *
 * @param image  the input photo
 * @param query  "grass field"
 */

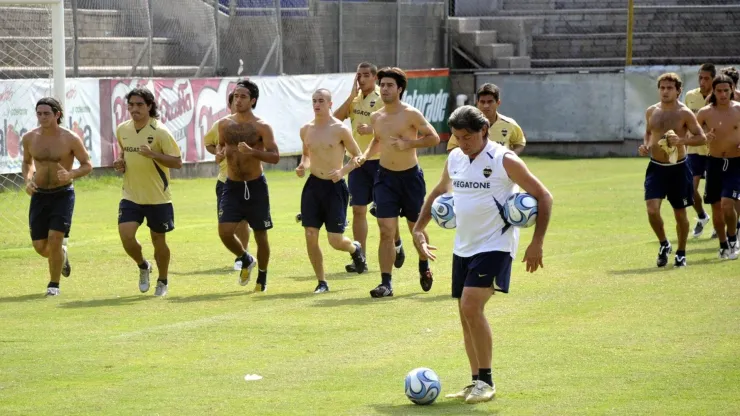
xmin=1 ymin=155 xmax=739 ymax=415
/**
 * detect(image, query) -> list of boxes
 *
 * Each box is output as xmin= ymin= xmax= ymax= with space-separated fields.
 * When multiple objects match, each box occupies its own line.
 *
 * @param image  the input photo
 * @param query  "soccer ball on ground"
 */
xmin=503 ymin=192 xmax=538 ymax=228
xmin=431 ymin=193 xmax=455 ymax=229
xmin=404 ymin=367 xmax=441 ymax=405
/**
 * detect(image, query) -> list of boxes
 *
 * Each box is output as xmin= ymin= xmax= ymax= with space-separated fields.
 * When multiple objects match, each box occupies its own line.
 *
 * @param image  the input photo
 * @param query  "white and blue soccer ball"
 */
xmin=404 ymin=367 xmax=441 ymax=405
xmin=504 ymin=192 xmax=538 ymax=228
xmin=431 ymin=193 xmax=456 ymax=229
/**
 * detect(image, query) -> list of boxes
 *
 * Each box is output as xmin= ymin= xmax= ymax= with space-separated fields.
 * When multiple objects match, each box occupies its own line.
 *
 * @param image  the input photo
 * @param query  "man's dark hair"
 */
xmin=377 ymin=67 xmax=408 ymax=98
xmin=125 ymin=87 xmax=159 ymax=118
xmin=228 ymin=91 xmax=235 ymax=107
xmin=236 ymin=79 xmax=260 ymax=109
xmin=357 ymin=62 xmax=378 ymax=76
xmin=476 ymin=83 xmax=500 ymax=102
xmin=448 ymin=105 xmax=490 ymax=133
xmin=720 ymin=66 xmax=739 ymax=86
xmin=36 ymin=97 xmax=63 ymax=125
xmin=700 ymin=63 xmax=716 ymax=78
xmin=709 ymin=74 xmax=735 ymax=105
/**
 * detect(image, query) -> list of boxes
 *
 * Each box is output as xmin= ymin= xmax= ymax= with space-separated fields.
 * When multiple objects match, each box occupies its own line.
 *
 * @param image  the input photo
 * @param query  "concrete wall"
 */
xmin=474 ymin=72 xmax=625 ymax=142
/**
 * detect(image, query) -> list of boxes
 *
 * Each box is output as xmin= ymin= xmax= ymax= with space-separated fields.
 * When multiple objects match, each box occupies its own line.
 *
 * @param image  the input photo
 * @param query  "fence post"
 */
xmin=395 ymin=0 xmax=401 ymax=66
xmin=443 ymin=0 xmax=449 ymax=69
xmin=71 ymin=0 xmax=79 ymax=77
xmin=147 ymin=0 xmax=153 ymax=77
xmin=626 ymin=0 xmax=634 ymax=66
xmin=338 ymin=0 xmax=343 ymax=73
xmin=213 ymin=0 xmax=220 ymax=75
xmin=275 ymin=0 xmax=283 ymax=74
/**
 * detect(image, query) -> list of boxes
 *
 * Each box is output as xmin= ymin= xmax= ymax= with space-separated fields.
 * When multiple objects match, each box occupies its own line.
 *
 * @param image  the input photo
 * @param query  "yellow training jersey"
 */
xmin=683 ymin=88 xmax=708 ymax=156
xmin=203 ymin=117 xmax=229 ymax=183
xmin=117 ymin=118 xmax=181 ymax=205
xmin=447 ymin=113 xmax=525 ymax=151
xmin=349 ymin=85 xmax=384 ymax=160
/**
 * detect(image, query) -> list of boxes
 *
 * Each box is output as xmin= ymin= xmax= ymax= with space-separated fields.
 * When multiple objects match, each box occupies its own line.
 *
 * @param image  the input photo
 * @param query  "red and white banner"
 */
xmin=0 ymin=79 xmax=101 ymax=175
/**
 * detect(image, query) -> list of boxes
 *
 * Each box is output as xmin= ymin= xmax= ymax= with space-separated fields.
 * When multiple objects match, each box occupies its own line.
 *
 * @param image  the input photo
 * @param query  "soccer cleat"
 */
xmin=394 ymin=243 xmax=406 ymax=269
xmin=61 ymin=246 xmax=71 ymax=278
xmin=239 ymin=253 xmax=256 ymax=286
xmin=233 ymin=257 xmax=243 ymax=271
xmin=154 ymin=280 xmax=168 ymax=297
xmin=350 ymin=241 xmax=367 ymax=274
xmin=692 ymin=215 xmax=710 ymax=238
xmin=254 ymin=281 xmax=267 ymax=292
xmin=465 ymin=380 xmax=496 ymax=404
xmin=711 ymin=229 xmax=718 ymax=239
xmin=345 ymin=262 xmax=368 ymax=274
xmin=718 ymin=247 xmax=738 ymax=260
xmin=45 ymin=287 xmax=60 ymax=297
xmin=369 ymin=284 xmax=393 ymax=298
xmin=420 ymin=269 xmax=434 ymax=292
xmin=313 ymin=282 xmax=329 ymax=294
xmin=674 ymin=255 xmax=686 ymax=268
xmin=656 ymin=243 xmax=672 ymax=267
xmin=445 ymin=384 xmax=475 ymax=400
xmin=369 ymin=202 xmax=377 ymax=218
xmin=139 ymin=261 xmax=152 ymax=293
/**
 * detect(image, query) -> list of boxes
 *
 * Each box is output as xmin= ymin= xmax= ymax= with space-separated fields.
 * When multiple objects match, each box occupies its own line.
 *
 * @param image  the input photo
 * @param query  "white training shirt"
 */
xmin=447 ymin=140 xmax=520 ymax=258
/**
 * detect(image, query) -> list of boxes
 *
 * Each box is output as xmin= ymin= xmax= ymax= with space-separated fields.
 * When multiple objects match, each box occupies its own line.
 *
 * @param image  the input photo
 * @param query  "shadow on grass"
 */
xmin=607 ymin=257 xmax=721 ymax=276
xmin=167 ymin=290 xmax=254 ymax=303
xmin=372 ymin=401 xmax=498 ymax=415
xmin=170 ymin=267 xmax=233 ymax=276
xmin=311 ymin=292 xmax=424 ymax=308
xmin=250 ymin=289 xmax=349 ymax=301
xmin=58 ymin=295 xmax=149 ymax=309
xmin=0 ymin=293 xmax=48 ymax=303
xmin=285 ymin=271 xmax=364 ymax=282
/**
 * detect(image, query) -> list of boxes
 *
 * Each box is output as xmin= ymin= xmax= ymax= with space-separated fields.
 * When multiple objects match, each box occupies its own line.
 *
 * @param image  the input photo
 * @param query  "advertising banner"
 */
xmin=405 ymin=69 xmax=451 ymax=139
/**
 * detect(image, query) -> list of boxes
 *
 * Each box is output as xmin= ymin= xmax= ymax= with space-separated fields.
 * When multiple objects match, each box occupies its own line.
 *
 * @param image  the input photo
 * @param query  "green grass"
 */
xmin=1 ymin=155 xmax=739 ymax=415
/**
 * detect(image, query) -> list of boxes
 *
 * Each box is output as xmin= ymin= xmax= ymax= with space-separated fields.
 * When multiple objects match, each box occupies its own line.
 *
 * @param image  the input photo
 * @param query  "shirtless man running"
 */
xmin=296 ymin=89 xmax=367 ymax=293
xmin=696 ymin=73 xmax=740 ymax=259
xmin=361 ymin=67 xmax=440 ymax=297
xmin=21 ymin=97 xmax=92 ymax=296
xmin=218 ymin=79 xmax=280 ymax=292
xmin=639 ymin=73 xmax=707 ymax=267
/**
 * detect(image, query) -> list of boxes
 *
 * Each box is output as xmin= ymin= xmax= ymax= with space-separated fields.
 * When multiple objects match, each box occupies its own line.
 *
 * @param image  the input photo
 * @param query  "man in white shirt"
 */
xmin=412 ymin=105 xmax=553 ymax=404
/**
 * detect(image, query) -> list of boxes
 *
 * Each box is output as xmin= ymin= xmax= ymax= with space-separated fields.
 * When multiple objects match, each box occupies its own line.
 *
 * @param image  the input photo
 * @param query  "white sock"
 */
xmin=62 ymin=237 xmax=68 ymax=246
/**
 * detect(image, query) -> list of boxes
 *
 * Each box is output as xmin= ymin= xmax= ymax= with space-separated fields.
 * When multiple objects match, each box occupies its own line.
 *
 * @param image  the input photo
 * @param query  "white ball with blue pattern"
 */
xmin=431 ymin=193 xmax=456 ymax=229
xmin=504 ymin=192 xmax=538 ymax=228
xmin=404 ymin=367 xmax=441 ymax=405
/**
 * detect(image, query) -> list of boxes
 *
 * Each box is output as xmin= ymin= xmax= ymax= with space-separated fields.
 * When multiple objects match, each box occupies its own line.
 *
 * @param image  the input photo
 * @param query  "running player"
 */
xmin=683 ymin=63 xmax=715 ymax=238
xmin=447 ymin=83 xmax=526 ymax=155
xmin=413 ymin=105 xmax=553 ymax=403
xmin=204 ymin=91 xmax=251 ymax=270
xmin=21 ymin=97 xmax=92 ymax=296
xmin=334 ymin=62 xmax=405 ymax=273
xmin=638 ymin=73 xmax=707 ymax=267
xmin=114 ymin=87 xmax=182 ymax=297
xmin=218 ymin=79 xmax=280 ymax=292
xmin=297 ymin=89 xmax=367 ymax=293
xmin=360 ymin=67 xmax=440 ymax=298
xmin=696 ymin=74 xmax=740 ymax=259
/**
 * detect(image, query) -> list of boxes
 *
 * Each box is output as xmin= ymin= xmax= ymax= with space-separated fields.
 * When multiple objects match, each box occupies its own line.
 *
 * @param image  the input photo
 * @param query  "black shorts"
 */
xmin=373 ymin=165 xmax=426 ymax=222
xmin=29 ymin=185 xmax=75 ymax=241
xmin=452 ymin=250 xmax=513 ymax=298
xmin=218 ymin=176 xmax=273 ymax=231
xmin=349 ymin=159 xmax=379 ymax=206
xmin=215 ymin=180 xmax=225 ymax=217
xmin=301 ymin=175 xmax=349 ymax=233
xmin=704 ymin=156 xmax=740 ymax=204
xmin=644 ymin=158 xmax=693 ymax=209
xmin=118 ymin=199 xmax=175 ymax=233
xmin=687 ymin=154 xmax=708 ymax=179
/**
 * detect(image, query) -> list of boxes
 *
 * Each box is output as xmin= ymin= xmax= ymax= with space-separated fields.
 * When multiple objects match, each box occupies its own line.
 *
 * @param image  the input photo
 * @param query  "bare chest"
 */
xmin=306 ymin=129 xmax=342 ymax=154
xmin=224 ymin=122 xmax=262 ymax=147
xmin=375 ymin=113 xmax=414 ymax=141
xmin=649 ymin=109 xmax=684 ymax=134
xmin=705 ymin=110 xmax=740 ymax=135
xmin=29 ymin=136 xmax=70 ymax=162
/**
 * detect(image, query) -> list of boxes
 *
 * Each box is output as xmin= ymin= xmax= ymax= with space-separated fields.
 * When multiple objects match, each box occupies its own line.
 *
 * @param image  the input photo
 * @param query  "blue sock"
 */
xmin=418 ymin=260 xmax=429 ymax=274
xmin=381 ymin=273 xmax=392 ymax=287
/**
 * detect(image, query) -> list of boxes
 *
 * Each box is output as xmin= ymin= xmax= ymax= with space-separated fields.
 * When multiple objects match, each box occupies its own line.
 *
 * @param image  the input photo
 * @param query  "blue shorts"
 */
xmin=452 ymin=250 xmax=512 ymax=298
xmin=29 ymin=185 xmax=75 ymax=241
xmin=687 ymin=154 xmax=708 ymax=179
xmin=644 ymin=158 xmax=693 ymax=209
xmin=704 ymin=156 xmax=740 ymax=204
xmin=374 ymin=165 xmax=426 ymax=222
xmin=301 ymin=175 xmax=349 ymax=233
xmin=215 ymin=180 xmax=225 ymax=218
xmin=218 ymin=176 xmax=273 ymax=230
xmin=118 ymin=199 xmax=175 ymax=233
xmin=349 ymin=159 xmax=379 ymax=206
